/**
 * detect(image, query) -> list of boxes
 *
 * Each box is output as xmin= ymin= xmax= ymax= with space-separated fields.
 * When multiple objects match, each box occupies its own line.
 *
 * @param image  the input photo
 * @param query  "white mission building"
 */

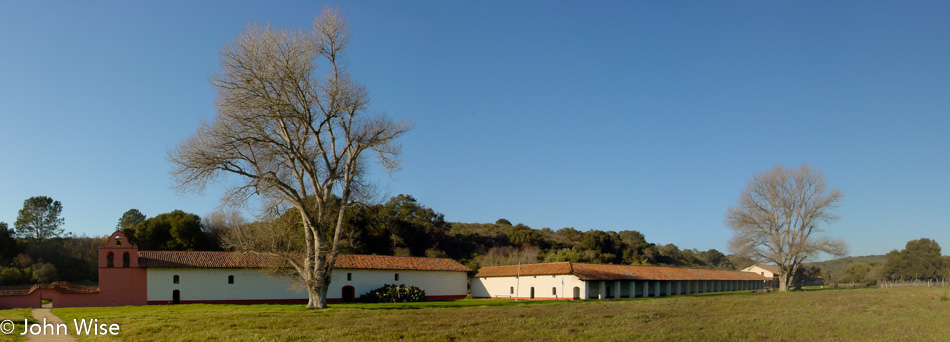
xmin=472 ymin=262 xmax=769 ymax=300
xmin=138 ymin=251 xmax=472 ymax=304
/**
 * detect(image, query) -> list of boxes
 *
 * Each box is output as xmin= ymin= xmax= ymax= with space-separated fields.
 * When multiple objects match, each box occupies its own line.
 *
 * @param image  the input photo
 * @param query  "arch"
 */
xmin=342 ymin=286 xmax=355 ymax=303
xmin=122 ymin=252 xmax=130 ymax=268
xmin=573 ymin=286 xmax=581 ymax=300
xmin=106 ymin=252 xmax=115 ymax=268
xmin=172 ymin=290 xmax=180 ymax=304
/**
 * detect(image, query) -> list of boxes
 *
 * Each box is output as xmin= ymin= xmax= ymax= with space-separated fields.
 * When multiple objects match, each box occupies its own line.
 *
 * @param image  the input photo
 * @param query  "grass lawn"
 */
xmin=6 ymin=286 xmax=947 ymax=341
xmin=0 ymin=308 xmax=34 ymax=342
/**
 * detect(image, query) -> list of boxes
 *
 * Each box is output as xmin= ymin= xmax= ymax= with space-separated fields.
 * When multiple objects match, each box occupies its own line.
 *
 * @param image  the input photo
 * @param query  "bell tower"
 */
xmin=97 ymin=231 xmax=147 ymax=306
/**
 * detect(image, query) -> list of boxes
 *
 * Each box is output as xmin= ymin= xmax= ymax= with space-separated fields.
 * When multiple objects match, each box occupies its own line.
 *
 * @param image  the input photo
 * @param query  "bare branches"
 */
xmin=725 ymin=164 xmax=847 ymax=291
xmin=167 ymin=7 xmax=409 ymax=308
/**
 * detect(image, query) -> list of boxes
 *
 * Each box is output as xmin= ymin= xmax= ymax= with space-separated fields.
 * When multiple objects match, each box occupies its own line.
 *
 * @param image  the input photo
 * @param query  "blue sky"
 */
xmin=1 ymin=1 xmax=948 ymax=259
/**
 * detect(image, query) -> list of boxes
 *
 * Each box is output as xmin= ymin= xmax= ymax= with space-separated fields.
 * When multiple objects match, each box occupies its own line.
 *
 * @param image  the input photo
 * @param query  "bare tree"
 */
xmin=169 ymin=8 xmax=411 ymax=308
xmin=725 ymin=164 xmax=847 ymax=292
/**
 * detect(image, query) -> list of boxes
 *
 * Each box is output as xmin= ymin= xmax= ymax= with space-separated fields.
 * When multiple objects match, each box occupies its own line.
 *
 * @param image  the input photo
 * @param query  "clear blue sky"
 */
xmin=1 ymin=1 xmax=948 ymax=259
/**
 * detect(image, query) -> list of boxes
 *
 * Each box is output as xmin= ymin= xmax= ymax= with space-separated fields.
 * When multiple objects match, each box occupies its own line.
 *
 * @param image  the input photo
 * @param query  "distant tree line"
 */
xmin=0 ymin=195 xmax=224 ymax=286
xmin=294 ymin=194 xmax=739 ymax=271
xmin=809 ymin=238 xmax=950 ymax=286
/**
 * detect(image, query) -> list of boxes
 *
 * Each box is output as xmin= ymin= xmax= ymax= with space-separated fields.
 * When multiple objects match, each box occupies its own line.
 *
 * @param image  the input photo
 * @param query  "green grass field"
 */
xmin=0 ymin=308 xmax=33 ymax=342
xmin=4 ymin=287 xmax=950 ymax=341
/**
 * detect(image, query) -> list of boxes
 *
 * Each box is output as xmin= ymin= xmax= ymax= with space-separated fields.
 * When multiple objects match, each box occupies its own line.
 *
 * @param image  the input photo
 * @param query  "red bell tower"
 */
xmin=97 ymin=231 xmax=147 ymax=306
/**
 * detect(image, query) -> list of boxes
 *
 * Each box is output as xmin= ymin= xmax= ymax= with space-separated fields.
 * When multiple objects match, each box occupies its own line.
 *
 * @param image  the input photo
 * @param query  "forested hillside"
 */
xmin=331 ymin=195 xmax=739 ymax=270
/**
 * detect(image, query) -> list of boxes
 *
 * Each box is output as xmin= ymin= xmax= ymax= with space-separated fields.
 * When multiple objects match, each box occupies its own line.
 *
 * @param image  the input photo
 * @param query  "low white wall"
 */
xmin=147 ymin=268 xmax=467 ymax=301
xmin=471 ymin=274 xmax=586 ymax=300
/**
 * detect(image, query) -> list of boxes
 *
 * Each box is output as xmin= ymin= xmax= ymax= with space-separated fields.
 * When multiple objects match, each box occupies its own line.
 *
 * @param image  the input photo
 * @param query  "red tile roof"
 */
xmin=0 ymin=283 xmax=99 ymax=296
xmin=752 ymin=264 xmax=782 ymax=275
xmin=475 ymin=262 xmax=769 ymax=281
xmin=137 ymin=251 xmax=472 ymax=272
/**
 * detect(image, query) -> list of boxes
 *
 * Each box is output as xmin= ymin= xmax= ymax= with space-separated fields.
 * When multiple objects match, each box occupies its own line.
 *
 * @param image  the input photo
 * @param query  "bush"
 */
xmin=31 ymin=263 xmax=58 ymax=283
xmin=360 ymin=284 xmax=426 ymax=303
xmin=0 ymin=267 xmax=30 ymax=285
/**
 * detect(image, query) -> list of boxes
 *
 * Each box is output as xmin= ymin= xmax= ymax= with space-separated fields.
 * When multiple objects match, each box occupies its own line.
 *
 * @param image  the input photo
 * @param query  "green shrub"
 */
xmin=360 ymin=284 xmax=426 ymax=303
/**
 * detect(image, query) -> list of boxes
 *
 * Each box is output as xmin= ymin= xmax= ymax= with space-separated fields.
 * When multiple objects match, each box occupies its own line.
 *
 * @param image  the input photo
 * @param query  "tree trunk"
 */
xmin=307 ymin=285 xmax=319 ymax=308
xmin=778 ymin=272 xmax=792 ymax=292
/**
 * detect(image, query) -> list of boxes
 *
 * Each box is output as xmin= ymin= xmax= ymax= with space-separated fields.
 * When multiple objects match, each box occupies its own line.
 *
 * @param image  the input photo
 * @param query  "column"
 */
xmin=598 ymin=281 xmax=605 ymax=299
xmin=615 ymin=281 xmax=621 ymax=299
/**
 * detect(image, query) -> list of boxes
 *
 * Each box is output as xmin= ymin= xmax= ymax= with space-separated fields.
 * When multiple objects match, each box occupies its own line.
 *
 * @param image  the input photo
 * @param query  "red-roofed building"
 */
xmin=1 ymin=231 xmax=471 ymax=308
xmin=471 ymin=262 xmax=769 ymax=300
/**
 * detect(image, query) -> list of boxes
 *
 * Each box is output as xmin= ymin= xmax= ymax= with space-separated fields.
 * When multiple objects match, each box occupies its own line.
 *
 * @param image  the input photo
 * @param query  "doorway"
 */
xmin=342 ymin=286 xmax=355 ymax=303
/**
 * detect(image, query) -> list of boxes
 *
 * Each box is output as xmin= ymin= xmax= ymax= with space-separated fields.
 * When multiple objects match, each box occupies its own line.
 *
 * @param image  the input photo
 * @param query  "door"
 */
xmin=342 ymin=286 xmax=355 ymax=303
xmin=172 ymin=290 xmax=180 ymax=304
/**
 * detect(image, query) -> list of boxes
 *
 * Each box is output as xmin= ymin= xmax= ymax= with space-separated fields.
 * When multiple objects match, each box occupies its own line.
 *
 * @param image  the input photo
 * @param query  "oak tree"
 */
xmin=726 ymin=164 xmax=847 ymax=291
xmin=169 ymin=8 xmax=410 ymax=308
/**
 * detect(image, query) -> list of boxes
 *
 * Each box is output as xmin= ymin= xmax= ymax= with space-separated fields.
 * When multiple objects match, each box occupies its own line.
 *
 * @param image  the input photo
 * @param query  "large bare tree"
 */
xmin=169 ymin=8 xmax=411 ymax=308
xmin=725 ymin=164 xmax=847 ymax=292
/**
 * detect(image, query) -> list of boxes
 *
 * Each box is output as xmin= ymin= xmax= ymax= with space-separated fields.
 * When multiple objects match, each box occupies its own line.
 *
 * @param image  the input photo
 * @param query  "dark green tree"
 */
xmin=117 ymin=209 xmax=147 ymax=234
xmin=841 ymin=263 xmax=871 ymax=283
xmin=508 ymin=224 xmax=546 ymax=248
xmin=132 ymin=210 xmax=206 ymax=250
xmin=579 ymin=230 xmax=621 ymax=263
xmin=379 ymin=195 xmax=450 ymax=256
xmin=14 ymin=196 xmax=65 ymax=240
xmin=882 ymin=238 xmax=944 ymax=280
xmin=0 ymin=222 xmax=19 ymax=261
xmin=792 ymin=265 xmax=823 ymax=289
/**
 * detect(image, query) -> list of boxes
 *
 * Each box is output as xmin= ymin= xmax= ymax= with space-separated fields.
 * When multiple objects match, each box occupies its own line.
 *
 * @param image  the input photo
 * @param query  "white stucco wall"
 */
xmin=147 ymin=268 xmax=467 ymax=302
xmin=471 ymin=274 xmax=586 ymax=300
xmin=147 ymin=268 xmax=305 ymax=302
xmin=328 ymin=269 xmax=468 ymax=299
xmin=741 ymin=265 xmax=777 ymax=278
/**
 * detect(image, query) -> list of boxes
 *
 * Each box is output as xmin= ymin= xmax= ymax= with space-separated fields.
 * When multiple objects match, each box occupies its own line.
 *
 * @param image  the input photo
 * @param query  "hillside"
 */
xmin=807 ymin=255 xmax=887 ymax=275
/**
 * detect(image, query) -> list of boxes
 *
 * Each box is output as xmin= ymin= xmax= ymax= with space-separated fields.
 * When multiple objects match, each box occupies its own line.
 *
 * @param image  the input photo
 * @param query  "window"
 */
xmin=106 ymin=252 xmax=114 ymax=268
xmin=347 ymin=273 xmax=352 ymax=281
xmin=394 ymin=273 xmax=399 ymax=281
xmin=122 ymin=252 xmax=130 ymax=268
xmin=510 ymin=286 xmax=514 ymax=294
xmin=228 ymin=275 xmax=234 ymax=284
xmin=552 ymin=287 xmax=557 ymax=295
xmin=173 ymin=275 xmax=179 ymax=284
